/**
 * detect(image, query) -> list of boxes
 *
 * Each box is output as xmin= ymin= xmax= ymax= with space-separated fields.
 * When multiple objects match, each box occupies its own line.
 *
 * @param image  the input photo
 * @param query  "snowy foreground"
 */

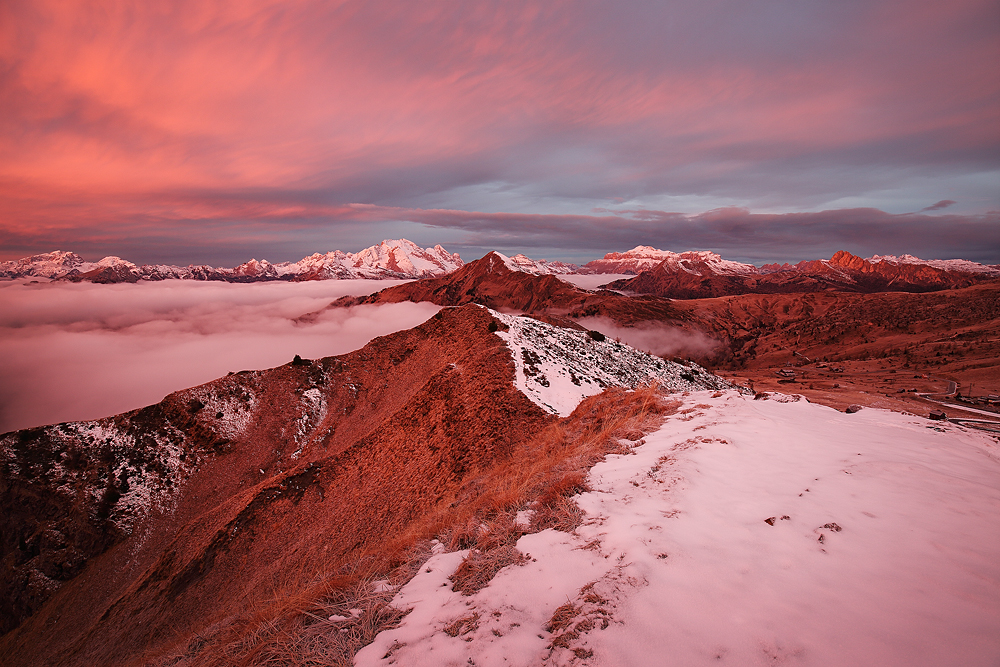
xmin=356 ymin=392 xmax=1000 ymax=667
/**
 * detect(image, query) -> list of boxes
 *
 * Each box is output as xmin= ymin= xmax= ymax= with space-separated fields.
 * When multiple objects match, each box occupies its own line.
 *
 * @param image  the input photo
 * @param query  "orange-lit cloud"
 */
xmin=1 ymin=0 xmax=998 ymax=263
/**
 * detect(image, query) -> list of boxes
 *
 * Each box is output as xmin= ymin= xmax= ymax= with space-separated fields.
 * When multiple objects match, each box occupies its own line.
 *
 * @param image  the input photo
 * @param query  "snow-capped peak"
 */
xmin=655 ymin=250 xmax=758 ymax=277
xmin=579 ymin=246 xmax=756 ymax=276
xmin=489 ymin=252 xmax=579 ymax=276
xmin=287 ymin=239 xmax=463 ymax=279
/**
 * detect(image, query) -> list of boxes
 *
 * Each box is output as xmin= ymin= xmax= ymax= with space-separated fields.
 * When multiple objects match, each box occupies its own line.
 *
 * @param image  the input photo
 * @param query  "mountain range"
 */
xmin=3 ymin=242 xmax=997 ymax=294
xmin=607 ymin=249 xmax=1000 ymax=298
xmin=0 ymin=239 xmax=463 ymax=283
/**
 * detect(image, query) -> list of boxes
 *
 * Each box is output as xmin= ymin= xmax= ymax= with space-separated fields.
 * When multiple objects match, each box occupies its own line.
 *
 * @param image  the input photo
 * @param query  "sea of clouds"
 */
xmin=0 ymin=279 xmax=440 ymax=432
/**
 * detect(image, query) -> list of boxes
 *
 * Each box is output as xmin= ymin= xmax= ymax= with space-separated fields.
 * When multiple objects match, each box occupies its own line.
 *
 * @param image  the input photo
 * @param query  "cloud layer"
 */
xmin=576 ymin=317 xmax=721 ymax=360
xmin=0 ymin=279 xmax=440 ymax=432
xmin=1 ymin=0 xmax=998 ymax=264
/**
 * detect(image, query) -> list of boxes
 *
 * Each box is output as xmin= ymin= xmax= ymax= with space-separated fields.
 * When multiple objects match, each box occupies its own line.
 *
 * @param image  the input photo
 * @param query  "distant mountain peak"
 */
xmin=579 ymin=246 xmax=755 ymax=276
xmin=490 ymin=251 xmax=579 ymax=275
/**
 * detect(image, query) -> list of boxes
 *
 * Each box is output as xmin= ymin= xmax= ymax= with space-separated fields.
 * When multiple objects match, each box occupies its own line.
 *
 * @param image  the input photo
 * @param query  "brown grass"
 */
xmin=442 ymin=612 xmax=480 ymax=638
xmin=158 ymin=384 xmax=675 ymax=667
xmin=149 ymin=574 xmax=411 ymax=667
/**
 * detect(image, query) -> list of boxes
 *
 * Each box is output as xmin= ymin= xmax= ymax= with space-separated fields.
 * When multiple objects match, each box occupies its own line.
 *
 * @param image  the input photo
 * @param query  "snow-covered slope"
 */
xmin=491 ymin=308 xmax=730 ymax=416
xmin=357 ymin=392 xmax=1000 ymax=667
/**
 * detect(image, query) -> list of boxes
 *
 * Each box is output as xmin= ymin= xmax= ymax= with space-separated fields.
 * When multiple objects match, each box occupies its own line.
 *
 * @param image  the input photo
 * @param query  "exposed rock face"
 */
xmin=0 ymin=303 xmax=728 ymax=666
xmin=608 ymin=250 xmax=1000 ymax=298
xmin=0 ymin=240 xmax=464 ymax=283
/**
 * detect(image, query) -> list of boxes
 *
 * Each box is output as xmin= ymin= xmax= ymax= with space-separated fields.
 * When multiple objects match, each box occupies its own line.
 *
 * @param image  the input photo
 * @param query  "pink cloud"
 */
xmin=1 ymin=0 xmax=997 ymax=262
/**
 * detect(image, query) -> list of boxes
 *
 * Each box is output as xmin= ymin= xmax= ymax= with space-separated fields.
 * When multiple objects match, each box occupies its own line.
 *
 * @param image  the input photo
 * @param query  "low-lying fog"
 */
xmin=0 ymin=280 xmax=440 ymax=432
xmin=576 ymin=316 xmax=721 ymax=359
xmin=555 ymin=274 xmax=629 ymax=291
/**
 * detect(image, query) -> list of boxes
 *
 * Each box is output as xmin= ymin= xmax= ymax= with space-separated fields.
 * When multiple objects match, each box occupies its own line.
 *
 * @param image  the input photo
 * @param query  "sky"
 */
xmin=1 ymin=0 xmax=998 ymax=265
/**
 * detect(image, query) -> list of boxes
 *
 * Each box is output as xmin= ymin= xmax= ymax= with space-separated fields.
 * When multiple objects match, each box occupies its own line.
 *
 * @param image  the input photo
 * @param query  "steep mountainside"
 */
xmin=317 ymin=251 xmax=691 ymax=327
xmin=0 ymin=240 xmax=463 ymax=283
xmin=609 ymin=250 xmax=1000 ymax=298
xmin=0 ymin=304 xmax=728 ymax=666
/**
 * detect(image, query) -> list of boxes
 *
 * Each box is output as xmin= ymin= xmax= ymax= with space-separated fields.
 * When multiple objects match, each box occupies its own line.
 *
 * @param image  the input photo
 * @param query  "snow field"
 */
xmin=355 ymin=391 xmax=1000 ymax=666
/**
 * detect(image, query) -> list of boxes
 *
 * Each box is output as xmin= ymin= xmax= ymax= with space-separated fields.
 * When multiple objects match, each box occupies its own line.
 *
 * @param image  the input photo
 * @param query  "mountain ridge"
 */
xmin=606 ymin=249 xmax=1000 ymax=297
xmin=0 ymin=240 xmax=463 ymax=283
xmin=0 ymin=303 xmax=729 ymax=665
xmin=315 ymin=251 xmax=694 ymax=329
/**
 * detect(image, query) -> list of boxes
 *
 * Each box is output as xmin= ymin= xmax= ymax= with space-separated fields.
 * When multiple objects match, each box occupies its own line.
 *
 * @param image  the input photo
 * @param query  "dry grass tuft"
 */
xmin=545 ymin=602 xmax=580 ymax=634
xmin=448 ymin=511 xmax=529 ymax=595
xmin=450 ymin=545 xmax=528 ymax=596
xmin=443 ymin=612 xmax=480 ymax=638
xmin=531 ymin=495 xmax=585 ymax=533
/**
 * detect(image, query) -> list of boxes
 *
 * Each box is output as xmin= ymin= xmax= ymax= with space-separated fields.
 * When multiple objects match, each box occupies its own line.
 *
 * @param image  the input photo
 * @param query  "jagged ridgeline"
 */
xmin=0 ymin=303 xmax=730 ymax=666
